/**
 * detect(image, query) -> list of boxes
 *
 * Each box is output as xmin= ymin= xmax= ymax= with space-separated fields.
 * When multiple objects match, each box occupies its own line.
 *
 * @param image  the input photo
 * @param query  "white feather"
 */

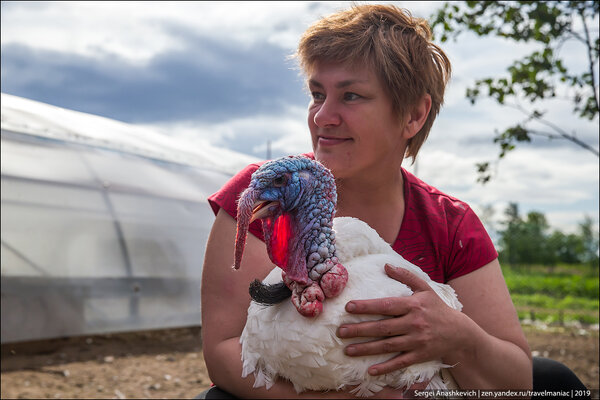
xmin=240 ymin=217 xmax=462 ymax=397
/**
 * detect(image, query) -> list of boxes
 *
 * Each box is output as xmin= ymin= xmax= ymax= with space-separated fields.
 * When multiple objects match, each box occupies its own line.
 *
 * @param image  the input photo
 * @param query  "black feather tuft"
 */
xmin=249 ymin=279 xmax=292 ymax=305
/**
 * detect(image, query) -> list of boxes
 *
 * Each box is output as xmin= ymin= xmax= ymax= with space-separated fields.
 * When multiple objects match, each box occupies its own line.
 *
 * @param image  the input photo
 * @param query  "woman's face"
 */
xmin=307 ymin=61 xmax=408 ymax=180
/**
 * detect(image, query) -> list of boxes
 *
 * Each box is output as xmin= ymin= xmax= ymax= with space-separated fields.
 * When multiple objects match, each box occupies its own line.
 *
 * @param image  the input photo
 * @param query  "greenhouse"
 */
xmin=1 ymin=93 xmax=257 ymax=343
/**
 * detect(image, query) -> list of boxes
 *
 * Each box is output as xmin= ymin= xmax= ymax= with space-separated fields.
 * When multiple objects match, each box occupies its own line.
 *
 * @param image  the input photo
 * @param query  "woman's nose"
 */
xmin=313 ymin=100 xmax=341 ymax=128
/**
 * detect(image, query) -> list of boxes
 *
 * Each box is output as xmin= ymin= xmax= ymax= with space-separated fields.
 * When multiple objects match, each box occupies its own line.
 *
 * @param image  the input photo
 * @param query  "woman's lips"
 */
xmin=318 ymin=136 xmax=352 ymax=146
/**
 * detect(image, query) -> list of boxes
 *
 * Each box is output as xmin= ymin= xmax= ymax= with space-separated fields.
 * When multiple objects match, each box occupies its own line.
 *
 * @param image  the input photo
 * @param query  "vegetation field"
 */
xmin=503 ymin=264 xmax=599 ymax=325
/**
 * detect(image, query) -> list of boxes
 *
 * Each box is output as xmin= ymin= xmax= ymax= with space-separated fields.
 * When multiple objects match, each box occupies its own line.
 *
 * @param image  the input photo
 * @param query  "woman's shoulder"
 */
xmin=401 ymin=168 xmax=472 ymax=219
xmin=208 ymin=162 xmax=260 ymax=214
xmin=397 ymin=168 xmax=497 ymax=282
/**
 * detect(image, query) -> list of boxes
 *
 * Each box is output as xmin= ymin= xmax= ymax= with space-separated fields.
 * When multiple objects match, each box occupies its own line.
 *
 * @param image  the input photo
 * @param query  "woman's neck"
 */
xmin=335 ymin=167 xmax=406 ymax=244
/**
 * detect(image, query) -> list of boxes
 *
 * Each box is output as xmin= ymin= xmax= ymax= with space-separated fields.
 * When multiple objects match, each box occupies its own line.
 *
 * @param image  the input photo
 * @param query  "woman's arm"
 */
xmin=337 ymin=261 xmax=532 ymax=390
xmin=444 ymin=260 xmax=532 ymax=389
xmin=201 ymin=209 xmax=292 ymax=398
xmin=201 ymin=209 xmax=412 ymax=398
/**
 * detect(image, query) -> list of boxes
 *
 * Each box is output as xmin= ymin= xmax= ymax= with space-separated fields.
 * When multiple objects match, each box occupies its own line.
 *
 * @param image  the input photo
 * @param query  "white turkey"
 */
xmin=233 ymin=155 xmax=462 ymax=397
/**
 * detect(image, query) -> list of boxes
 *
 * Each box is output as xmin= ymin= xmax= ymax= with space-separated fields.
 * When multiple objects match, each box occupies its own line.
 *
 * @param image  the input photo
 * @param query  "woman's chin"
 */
xmin=314 ymin=151 xmax=353 ymax=178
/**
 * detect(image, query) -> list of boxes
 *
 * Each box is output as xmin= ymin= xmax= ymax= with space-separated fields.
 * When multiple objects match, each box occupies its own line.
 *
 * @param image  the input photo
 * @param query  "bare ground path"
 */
xmin=1 ymin=325 xmax=598 ymax=399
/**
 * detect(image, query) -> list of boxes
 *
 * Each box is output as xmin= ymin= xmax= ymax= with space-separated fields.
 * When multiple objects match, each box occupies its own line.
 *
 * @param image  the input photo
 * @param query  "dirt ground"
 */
xmin=1 ymin=325 xmax=598 ymax=399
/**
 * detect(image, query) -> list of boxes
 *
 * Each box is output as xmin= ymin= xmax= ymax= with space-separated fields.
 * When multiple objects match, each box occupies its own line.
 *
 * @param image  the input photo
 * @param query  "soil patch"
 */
xmin=1 ymin=325 xmax=597 ymax=399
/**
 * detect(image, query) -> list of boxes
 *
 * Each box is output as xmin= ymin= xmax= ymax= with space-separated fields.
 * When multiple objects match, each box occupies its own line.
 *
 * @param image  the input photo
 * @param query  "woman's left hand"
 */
xmin=337 ymin=263 xmax=464 ymax=376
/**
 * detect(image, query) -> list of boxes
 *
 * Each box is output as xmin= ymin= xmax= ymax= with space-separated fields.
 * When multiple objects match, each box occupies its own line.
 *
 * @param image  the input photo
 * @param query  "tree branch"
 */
xmin=579 ymin=8 xmax=600 ymax=115
xmin=566 ymin=28 xmax=588 ymax=46
xmin=527 ymin=129 xmax=600 ymax=156
xmin=506 ymin=102 xmax=599 ymax=156
xmin=526 ymin=130 xmax=564 ymax=140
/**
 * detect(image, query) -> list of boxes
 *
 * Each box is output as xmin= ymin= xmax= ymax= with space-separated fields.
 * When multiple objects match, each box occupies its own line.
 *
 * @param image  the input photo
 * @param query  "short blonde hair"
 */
xmin=296 ymin=4 xmax=451 ymax=161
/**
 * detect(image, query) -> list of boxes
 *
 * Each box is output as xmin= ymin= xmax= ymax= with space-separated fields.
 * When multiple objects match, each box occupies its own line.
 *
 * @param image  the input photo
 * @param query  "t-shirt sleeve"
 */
xmin=207 ymin=163 xmax=265 ymax=242
xmin=446 ymin=207 xmax=498 ymax=281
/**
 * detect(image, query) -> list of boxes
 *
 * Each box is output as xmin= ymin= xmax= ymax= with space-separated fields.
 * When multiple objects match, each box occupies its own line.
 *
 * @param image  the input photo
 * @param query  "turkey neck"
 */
xmin=288 ymin=161 xmax=339 ymax=283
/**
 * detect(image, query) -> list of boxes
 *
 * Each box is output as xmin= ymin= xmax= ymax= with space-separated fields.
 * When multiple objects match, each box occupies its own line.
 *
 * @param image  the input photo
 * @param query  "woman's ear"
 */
xmin=402 ymin=94 xmax=432 ymax=139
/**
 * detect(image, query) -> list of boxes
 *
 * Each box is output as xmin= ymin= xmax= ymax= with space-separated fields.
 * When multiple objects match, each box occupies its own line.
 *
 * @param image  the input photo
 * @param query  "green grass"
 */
xmin=503 ymin=268 xmax=599 ymax=299
xmin=502 ymin=263 xmax=599 ymax=277
xmin=516 ymin=308 xmax=599 ymax=325
xmin=503 ymin=264 xmax=599 ymax=325
xmin=511 ymin=293 xmax=599 ymax=311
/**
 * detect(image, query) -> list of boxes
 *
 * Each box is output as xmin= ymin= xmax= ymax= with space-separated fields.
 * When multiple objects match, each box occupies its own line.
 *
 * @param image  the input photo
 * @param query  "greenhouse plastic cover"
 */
xmin=1 ymin=93 xmax=259 ymax=343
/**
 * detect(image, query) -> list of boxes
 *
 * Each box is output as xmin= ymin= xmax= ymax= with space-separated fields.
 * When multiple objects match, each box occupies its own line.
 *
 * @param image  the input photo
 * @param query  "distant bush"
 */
xmin=504 ymin=271 xmax=599 ymax=299
xmin=511 ymin=294 xmax=599 ymax=311
xmin=516 ymin=308 xmax=599 ymax=325
xmin=506 ymin=264 xmax=599 ymax=325
xmin=497 ymin=204 xmax=599 ymax=269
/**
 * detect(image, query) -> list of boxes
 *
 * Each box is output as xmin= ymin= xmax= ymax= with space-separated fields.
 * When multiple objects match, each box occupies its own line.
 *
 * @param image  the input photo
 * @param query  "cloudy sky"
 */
xmin=1 ymin=1 xmax=598 ymax=236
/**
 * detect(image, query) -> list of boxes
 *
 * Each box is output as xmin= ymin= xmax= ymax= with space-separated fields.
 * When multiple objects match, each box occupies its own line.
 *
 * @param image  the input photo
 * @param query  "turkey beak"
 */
xmin=249 ymin=200 xmax=277 ymax=222
xmin=235 ymin=186 xmax=281 ymax=270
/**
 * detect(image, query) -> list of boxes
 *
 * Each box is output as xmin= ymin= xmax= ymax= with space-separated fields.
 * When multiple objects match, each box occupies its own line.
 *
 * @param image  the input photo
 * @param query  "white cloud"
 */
xmin=0 ymin=1 xmax=448 ymax=63
xmin=1 ymin=2 xmax=184 ymax=64
xmin=0 ymin=1 xmax=353 ymax=64
xmin=2 ymin=0 xmax=597 ymax=235
xmin=143 ymin=104 xmax=312 ymax=159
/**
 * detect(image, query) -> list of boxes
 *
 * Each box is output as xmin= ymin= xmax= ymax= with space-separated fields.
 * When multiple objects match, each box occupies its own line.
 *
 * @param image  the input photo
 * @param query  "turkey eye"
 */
xmin=272 ymin=176 xmax=287 ymax=187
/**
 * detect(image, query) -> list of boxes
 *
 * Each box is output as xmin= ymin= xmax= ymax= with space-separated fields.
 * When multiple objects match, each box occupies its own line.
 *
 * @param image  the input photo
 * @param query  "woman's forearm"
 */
xmin=206 ymin=337 xmax=368 ymax=399
xmin=444 ymin=311 xmax=532 ymax=390
xmin=206 ymin=337 xmax=298 ymax=399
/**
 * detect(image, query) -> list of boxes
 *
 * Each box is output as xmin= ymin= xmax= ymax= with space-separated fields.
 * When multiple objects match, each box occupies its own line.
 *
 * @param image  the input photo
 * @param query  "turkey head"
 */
xmin=234 ymin=155 xmax=348 ymax=317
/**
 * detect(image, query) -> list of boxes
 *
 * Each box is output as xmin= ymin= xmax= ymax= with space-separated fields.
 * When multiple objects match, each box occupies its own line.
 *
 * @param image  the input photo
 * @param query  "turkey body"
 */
xmin=240 ymin=216 xmax=462 ymax=397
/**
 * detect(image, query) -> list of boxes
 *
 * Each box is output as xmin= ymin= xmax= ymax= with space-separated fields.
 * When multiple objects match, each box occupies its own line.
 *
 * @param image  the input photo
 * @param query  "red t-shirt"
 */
xmin=208 ymin=154 xmax=498 ymax=284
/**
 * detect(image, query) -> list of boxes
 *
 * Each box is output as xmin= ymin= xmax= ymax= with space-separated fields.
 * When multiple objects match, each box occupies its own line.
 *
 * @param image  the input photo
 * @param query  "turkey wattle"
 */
xmin=233 ymin=155 xmax=462 ymax=396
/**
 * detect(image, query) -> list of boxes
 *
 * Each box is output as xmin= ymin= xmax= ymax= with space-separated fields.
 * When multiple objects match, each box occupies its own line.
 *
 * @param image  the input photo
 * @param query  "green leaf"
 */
xmin=430 ymin=1 xmax=599 ymax=184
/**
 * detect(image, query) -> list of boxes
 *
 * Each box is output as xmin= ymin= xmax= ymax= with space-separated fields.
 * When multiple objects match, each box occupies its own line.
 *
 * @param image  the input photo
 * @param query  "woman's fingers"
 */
xmin=384 ymin=264 xmax=433 ymax=293
xmin=343 ymin=334 xmax=410 ymax=357
xmin=338 ymin=316 xmax=408 ymax=340
xmin=344 ymin=296 xmax=412 ymax=316
xmin=367 ymin=351 xmax=425 ymax=376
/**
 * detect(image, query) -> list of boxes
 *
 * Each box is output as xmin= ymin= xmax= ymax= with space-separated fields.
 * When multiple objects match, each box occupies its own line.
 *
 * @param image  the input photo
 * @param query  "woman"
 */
xmin=201 ymin=4 xmax=533 ymax=398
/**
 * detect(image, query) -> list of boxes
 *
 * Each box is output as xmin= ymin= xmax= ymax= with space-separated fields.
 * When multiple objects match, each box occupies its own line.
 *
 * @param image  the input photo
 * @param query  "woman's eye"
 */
xmin=344 ymin=92 xmax=361 ymax=101
xmin=311 ymin=92 xmax=325 ymax=101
